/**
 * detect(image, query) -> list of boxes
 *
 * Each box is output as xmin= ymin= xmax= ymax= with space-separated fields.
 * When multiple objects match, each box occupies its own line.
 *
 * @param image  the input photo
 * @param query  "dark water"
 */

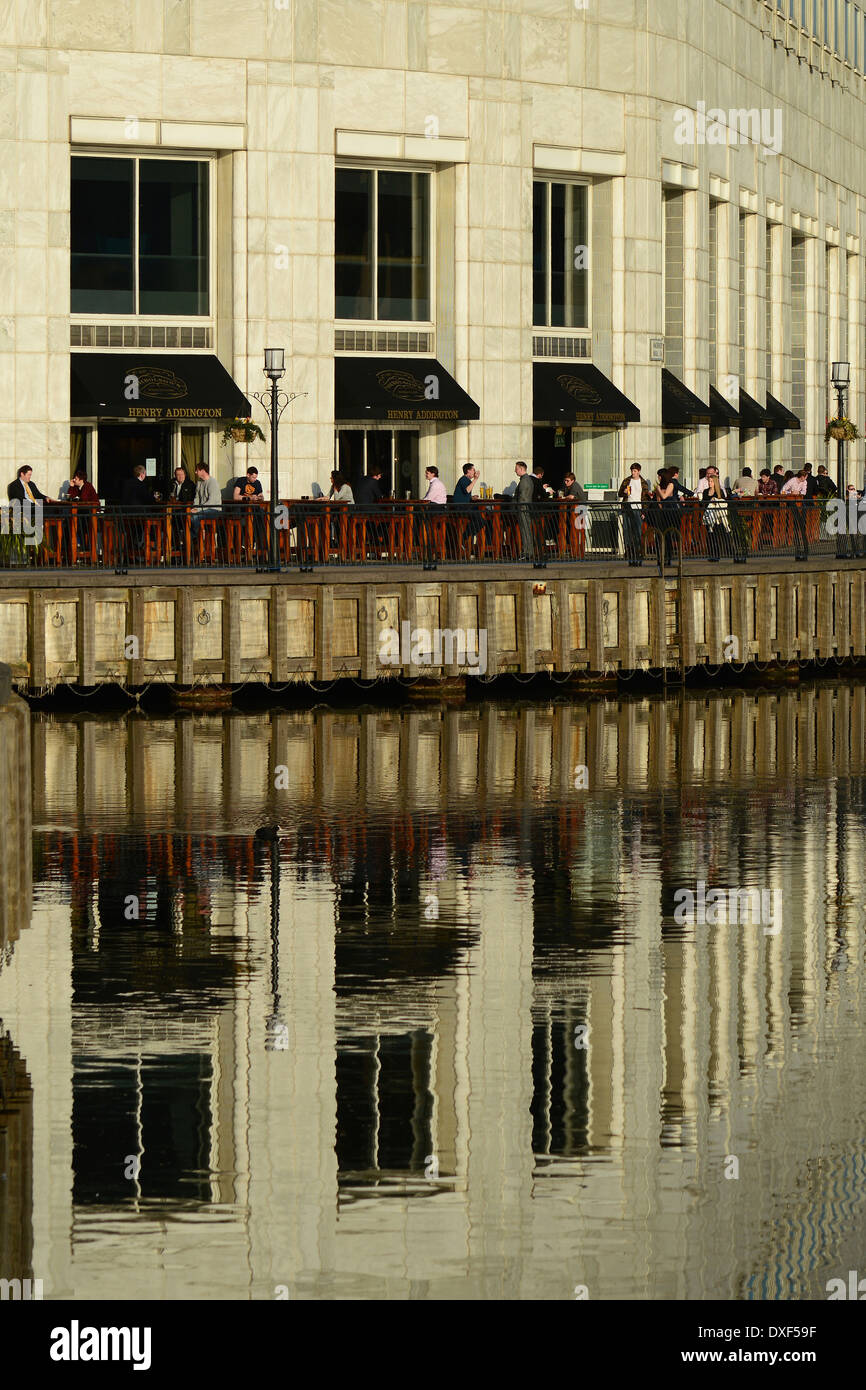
xmin=2 ymin=685 xmax=866 ymax=1299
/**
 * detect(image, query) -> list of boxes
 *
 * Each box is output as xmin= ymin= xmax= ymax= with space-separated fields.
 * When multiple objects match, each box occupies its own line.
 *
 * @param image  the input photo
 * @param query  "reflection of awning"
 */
xmin=709 ymin=385 xmax=741 ymax=427
xmin=766 ymin=393 xmax=800 ymax=430
xmin=662 ymin=369 xmax=711 ymax=426
xmin=71 ymin=354 xmax=251 ymax=420
xmin=335 ymin=357 xmax=479 ymax=421
xmin=738 ymin=388 xmax=772 ymax=429
xmin=533 ymin=362 xmax=640 ymax=424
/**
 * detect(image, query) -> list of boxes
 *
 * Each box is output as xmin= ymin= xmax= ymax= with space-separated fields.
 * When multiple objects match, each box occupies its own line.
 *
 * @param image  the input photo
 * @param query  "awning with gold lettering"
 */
xmin=335 ymin=357 xmax=480 ymax=422
xmin=70 ymin=354 xmax=251 ymax=420
xmin=533 ymin=362 xmax=640 ymax=424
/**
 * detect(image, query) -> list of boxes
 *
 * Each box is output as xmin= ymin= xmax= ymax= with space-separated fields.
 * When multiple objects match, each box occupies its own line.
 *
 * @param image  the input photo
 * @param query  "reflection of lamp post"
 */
xmin=250 ymin=349 xmax=307 ymax=574
xmin=264 ymin=837 xmax=288 ymax=1052
xmin=831 ymin=360 xmax=850 ymax=496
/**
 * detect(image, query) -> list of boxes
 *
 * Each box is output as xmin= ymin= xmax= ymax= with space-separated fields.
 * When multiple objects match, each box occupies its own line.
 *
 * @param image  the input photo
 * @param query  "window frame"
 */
xmin=532 ymin=176 xmax=592 ymax=332
xmin=334 ymin=160 xmax=436 ymax=328
xmin=70 ymin=149 xmax=215 ymax=322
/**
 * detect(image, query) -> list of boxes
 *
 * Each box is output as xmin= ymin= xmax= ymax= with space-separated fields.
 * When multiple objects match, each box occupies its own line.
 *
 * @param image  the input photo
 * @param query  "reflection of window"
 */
xmin=335 ymin=168 xmax=430 ymax=321
xmin=71 ymin=156 xmax=210 ymax=316
xmin=533 ymin=180 xmax=589 ymax=329
xmin=662 ymin=430 xmax=692 ymax=476
xmin=573 ymin=427 xmax=618 ymax=487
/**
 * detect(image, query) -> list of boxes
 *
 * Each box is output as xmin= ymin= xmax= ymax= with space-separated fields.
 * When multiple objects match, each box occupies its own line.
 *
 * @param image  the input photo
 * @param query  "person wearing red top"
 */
xmin=67 ymin=468 xmax=99 ymax=505
xmin=64 ymin=468 xmax=99 ymax=563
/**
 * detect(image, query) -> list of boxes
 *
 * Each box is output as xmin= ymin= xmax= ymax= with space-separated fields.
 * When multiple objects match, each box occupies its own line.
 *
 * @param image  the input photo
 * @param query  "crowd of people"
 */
xmin=5 ymin=456 xmax=860 ymax=567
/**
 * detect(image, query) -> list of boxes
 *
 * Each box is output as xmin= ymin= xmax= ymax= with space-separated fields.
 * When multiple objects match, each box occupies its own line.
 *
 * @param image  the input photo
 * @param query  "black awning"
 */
xmin=766 ymin=393 xmax=800 ymax=430
xmin=534 ymin=362 xmax=640 ymax=424
xmin=662 ymin=369 xmax=711 ymax=426
xmin=71 ymin=354 xmax=251 ymax=420
xmin=335 ymin=357 xmax=479 ymax=421
xmin=738 ymin=388 xmax=772 ymax=429
xmin=709 ymin=385 xmax=741 ymax=427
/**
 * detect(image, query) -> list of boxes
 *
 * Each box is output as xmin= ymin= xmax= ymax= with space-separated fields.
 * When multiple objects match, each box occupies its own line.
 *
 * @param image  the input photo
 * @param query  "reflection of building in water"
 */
xmin=2 ymin=686 xmax=865 ymax=1297
xmin=0 ymin=1029 xmax=33 ymax=1289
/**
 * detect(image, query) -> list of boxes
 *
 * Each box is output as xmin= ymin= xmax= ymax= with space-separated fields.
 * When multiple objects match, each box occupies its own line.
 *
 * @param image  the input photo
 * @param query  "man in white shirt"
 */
xmin=781 ymin=469 xmax=809 ymax=559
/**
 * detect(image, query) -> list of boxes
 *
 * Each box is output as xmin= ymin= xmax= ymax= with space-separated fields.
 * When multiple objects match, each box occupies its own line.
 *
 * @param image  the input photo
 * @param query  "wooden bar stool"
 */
xmin=197 ymin=518 xmax=221 ymax=564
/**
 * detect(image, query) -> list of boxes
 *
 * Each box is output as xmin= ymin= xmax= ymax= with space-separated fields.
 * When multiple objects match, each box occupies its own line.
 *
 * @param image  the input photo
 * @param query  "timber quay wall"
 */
xmin=0 ymin=663 xmax=32 ymax=955
xmin=1 ymin=560 xmax=865 ymax=692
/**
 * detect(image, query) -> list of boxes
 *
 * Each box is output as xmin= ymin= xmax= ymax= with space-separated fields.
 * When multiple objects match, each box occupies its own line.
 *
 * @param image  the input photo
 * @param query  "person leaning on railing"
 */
xmin=618 ymin=463 xmax=651 ymax=566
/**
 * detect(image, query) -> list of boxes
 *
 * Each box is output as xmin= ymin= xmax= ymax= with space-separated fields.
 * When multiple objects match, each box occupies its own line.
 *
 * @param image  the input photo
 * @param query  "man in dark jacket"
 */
xmin=7 ymin=464 xmax=53 ymax=503
xmin=170 ymin=466 xmax=196 ymax=504
xmin=120 ymin=465 xmax=157 ymax=509
xmin=354 ymin=467 xmax=385 ymax=507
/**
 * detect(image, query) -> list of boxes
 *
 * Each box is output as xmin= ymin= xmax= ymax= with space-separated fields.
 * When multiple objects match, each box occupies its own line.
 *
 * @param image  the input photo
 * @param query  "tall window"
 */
xmin=335 ymin=167 xmax=430 ymax=321
xmin=791 ymin=236 xmax=807 ymax=469
xmin=71 ymin=156 xmax=209 ymax=316
xmin=708 ymin=201 xmax=718 ymax=383
xmin=532 ymin=180 xmax=589 ymax=329
xmin=663 ymin=190 xmax=684 ymax=377
xmin=738 ymin=212 xmax=747 ymax=388
xmin=766 ymin=224 xmax=775 ymax=393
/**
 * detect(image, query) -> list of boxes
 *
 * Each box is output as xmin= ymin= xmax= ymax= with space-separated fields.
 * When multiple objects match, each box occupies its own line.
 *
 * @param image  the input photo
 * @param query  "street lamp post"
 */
xmin=250 ymin=349 xmax=307 ymax=573
xmin=831 ymin=360 xmax=850 ymax=497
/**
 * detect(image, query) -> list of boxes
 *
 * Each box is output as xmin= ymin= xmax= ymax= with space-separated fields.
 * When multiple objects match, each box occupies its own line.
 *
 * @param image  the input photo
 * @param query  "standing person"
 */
xmin=119 ymin=463 xmax=158 ymax=564
xmin=668 ymin=465 xmax=693 ymax=500
xmin=651 ymin=467 xmax=679 ymax=569
xmin=514 ymin=460 xmax=535 ymax=561
xmin=695 ymin=465 xmax=728 ymax=561
xmin=781 ymin=468 xmax=809 ymax=559
xmin=618 ymin=463 xmax=650 ymax=566
xmin=772 ymin=464 xmax=786 ymax=491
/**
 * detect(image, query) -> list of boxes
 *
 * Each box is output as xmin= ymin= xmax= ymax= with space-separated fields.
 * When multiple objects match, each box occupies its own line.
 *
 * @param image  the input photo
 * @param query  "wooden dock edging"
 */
xmin=1 ymin=560 xmax=865 ymax=693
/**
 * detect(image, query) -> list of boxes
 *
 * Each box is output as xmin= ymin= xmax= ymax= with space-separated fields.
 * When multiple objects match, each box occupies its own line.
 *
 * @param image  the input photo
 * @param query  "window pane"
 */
xmin=550 ymin=182 xmax=589 ymax=329
xmin=376 ymin=171 xmax=429 ymax=321
xmin=532 ymin=181 xmax=547 ymax=325
xmin=71 ymin=157 xmax=134 ymax=313
xmin=335 ymin=168 xmax=373 ymax=319
xmin=138 ymin=160 xmax=209 ymax=316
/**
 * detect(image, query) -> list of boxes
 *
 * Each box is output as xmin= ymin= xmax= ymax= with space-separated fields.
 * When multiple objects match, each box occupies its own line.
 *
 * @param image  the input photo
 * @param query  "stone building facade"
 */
xmin=2 ymin=0 xmax=866 ymax=500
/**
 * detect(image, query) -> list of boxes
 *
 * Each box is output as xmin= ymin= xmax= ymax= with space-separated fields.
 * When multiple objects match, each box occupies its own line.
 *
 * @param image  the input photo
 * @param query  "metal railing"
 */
xmin=0 ymin=498 xmax=862 ymax=572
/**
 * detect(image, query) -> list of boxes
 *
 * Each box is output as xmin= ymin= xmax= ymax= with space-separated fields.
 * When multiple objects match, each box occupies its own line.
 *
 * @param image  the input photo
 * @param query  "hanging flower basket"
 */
xmin=222 ymin=417 xmax=266 ymax=446
xmin=825 ymin=417 xmax=860 ymax=443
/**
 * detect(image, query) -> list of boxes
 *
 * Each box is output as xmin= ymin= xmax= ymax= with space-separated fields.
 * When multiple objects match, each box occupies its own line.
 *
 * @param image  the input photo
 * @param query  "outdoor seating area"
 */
xmin=1 ymin=497 xmax=861 ymax=572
